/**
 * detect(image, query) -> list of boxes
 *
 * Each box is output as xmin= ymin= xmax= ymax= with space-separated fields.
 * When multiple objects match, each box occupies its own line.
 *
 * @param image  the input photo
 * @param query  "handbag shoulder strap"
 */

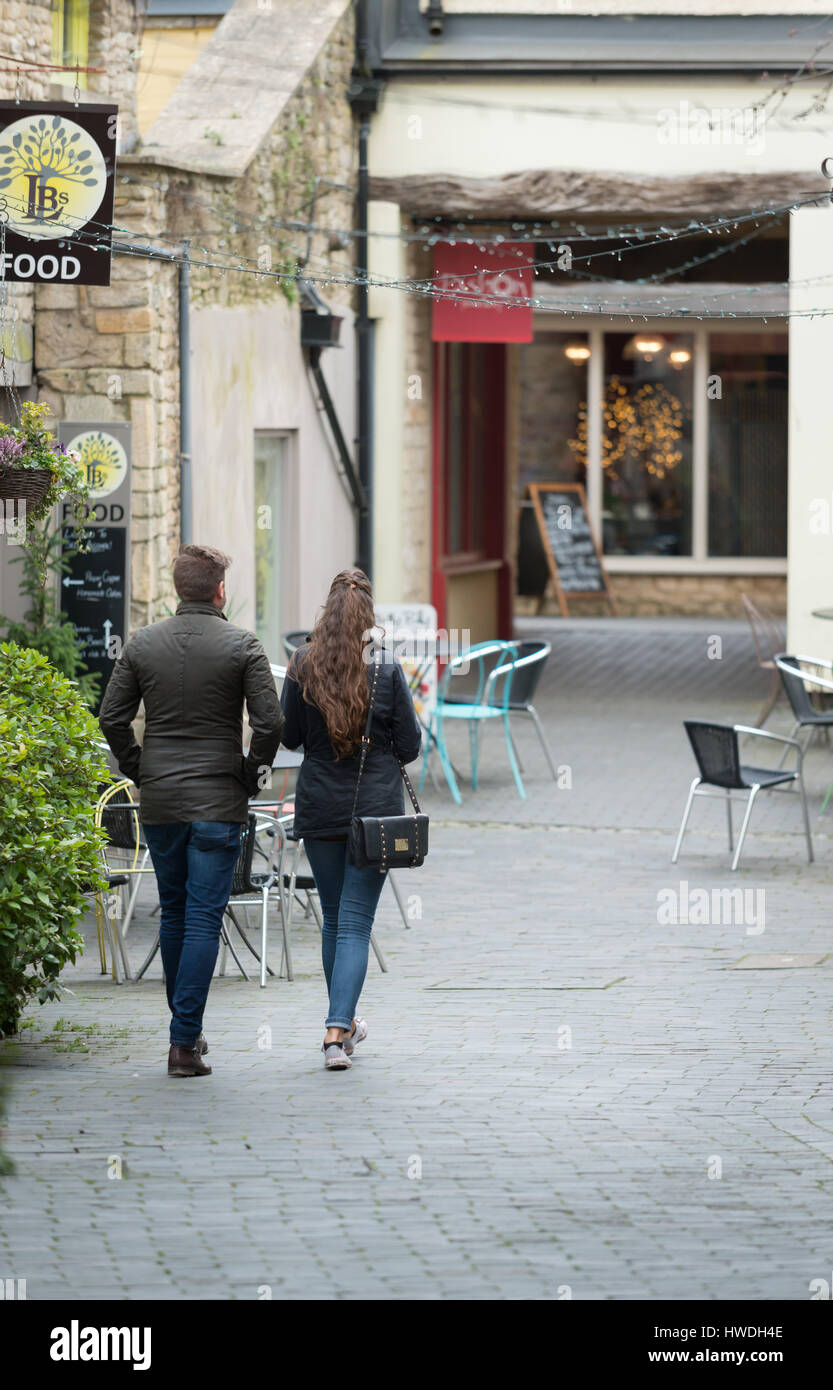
xmin=350 ymin=648 xmax=380 ymax=821
xmin=350 ymin=650 xmax=424 ymax=820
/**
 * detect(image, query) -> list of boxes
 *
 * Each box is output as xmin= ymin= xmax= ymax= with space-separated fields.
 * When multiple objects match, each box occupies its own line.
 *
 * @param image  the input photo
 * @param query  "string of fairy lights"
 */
xmin=2 ymin=176 xmax=833 ymax=320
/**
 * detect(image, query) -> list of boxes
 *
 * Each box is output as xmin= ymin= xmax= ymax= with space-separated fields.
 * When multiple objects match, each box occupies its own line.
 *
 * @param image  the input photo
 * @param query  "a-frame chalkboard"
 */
xmin=524 ymin=483 xmax=617 ymax=617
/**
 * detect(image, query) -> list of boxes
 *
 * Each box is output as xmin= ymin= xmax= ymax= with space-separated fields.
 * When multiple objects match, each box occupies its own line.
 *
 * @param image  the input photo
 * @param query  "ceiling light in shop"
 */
xmin=669 ymin=348 xmax=692 ymax=366
xmin=564 ymin=342 xmax=591 ymax=362
xmin=633 ymin=337 xmax=664 ymax=360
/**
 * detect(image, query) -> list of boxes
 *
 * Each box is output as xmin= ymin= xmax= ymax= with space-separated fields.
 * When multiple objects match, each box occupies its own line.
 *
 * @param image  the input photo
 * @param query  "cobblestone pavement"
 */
xmin=2 ymin=619 xmax=832 ymax=1301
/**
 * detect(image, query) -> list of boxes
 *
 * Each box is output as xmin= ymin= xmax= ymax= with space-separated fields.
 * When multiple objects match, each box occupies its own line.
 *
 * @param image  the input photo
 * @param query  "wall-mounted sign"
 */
xmin=432 ymin=242 xmax=534 ymax=343
xmin=0 ymin=102 xmax=117 ymax=285
xmin=59 ymin=421 xmax=131 ymax=711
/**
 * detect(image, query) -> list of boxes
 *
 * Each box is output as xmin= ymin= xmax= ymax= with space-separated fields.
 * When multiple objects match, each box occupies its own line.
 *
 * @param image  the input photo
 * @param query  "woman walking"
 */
xmin=280 ymin=569 xmax=422 ymax=1069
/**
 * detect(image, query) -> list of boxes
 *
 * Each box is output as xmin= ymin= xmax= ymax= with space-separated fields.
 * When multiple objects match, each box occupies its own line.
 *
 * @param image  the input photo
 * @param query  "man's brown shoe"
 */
xmin=168 ymin=1044 xmax=212 ymax=1078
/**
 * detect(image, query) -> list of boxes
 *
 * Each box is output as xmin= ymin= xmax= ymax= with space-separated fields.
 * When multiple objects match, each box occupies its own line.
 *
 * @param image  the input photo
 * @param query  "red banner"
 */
xmin=431 ymin=241 xmax=534 ymax=343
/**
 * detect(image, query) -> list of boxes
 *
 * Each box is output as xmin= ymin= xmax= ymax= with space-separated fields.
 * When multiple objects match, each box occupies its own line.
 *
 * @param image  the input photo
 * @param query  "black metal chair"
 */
xmin=774 ymin=654 xmax=833 ymax=756
xmin=223 ymin=811 xmax=290 ymax=986
xmin=281 ymin=630 xmax=310 ymax=660
xmin=281 ymin=830 xmax=390 ymax=975
xmin=135 ymin=812 xmax=289 ymax=988
xmin=672 ymin=720 xmax=813 ymax=872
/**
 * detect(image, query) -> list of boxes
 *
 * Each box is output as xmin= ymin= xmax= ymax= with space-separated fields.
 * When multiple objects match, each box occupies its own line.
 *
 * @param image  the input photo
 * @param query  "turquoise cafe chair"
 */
xmin=418 ymin=640 xmax=525 ymax=804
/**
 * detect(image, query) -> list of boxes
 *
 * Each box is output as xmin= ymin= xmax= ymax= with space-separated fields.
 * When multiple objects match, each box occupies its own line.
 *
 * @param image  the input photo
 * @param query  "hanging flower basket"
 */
xmin=0 ymin=463 xmax=54 ymax=509
xmin=0 ymin=403 xmax=87 ymax=528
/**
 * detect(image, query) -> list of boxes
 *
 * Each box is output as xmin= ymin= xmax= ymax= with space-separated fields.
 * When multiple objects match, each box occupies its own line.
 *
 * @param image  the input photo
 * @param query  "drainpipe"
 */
xmin=179 ymin=239 xmax=192 ymax=545
xmin=349 ymin=0 xmax=383 ymax=580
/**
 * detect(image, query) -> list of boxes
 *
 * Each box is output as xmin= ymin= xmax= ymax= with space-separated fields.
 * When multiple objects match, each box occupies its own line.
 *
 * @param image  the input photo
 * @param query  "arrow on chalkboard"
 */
xmin=103 ymin=619 xmax=112 ymax=646
xmin=62 ymin=577 xmax=83 ymax=587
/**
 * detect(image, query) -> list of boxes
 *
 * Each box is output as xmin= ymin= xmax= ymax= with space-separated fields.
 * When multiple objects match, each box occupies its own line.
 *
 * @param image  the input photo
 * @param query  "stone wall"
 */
xmin=87 ymin=0 xmax=141 ymax=150
xmin=0 ymin=0 xmax=53 ymax=102
xmin=34 ymin=167 xmax=180 ymax=630
xmin=6 ymin=0 xmax=357 ymax=634
xmin=517 ymin=574 xmax=787 ymax=619
xmin=160 ymin=1 xmax=356 ymax=317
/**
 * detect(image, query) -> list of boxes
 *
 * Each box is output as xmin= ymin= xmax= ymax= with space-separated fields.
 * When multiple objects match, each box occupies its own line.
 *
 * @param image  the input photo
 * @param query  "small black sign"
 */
xmin=539 ymin=489 xmax=605 ymax=594
xmin=0 ymin=102 xmax=118 ymax=285
xmin=61 ymin=526 xmax=126 ymax=708
xmin=523 ymin=483 xmax=616 ymax=616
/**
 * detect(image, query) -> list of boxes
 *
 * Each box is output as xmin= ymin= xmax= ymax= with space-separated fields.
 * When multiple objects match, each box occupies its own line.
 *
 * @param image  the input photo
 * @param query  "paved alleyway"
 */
xmin=2 ymin=619 xmax=832 ymax=1300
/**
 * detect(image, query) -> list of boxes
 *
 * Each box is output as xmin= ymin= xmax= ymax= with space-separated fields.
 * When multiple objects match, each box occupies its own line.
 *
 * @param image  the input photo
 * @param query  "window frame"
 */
xmin=52 ymin=0 xmax=90 ymax=88
xmin=532 ymin=314 xmax=787 ymax=576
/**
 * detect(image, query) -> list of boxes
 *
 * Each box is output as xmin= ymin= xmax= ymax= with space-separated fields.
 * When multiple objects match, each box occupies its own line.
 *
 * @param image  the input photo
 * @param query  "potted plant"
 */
xmin=0 ymin=401 xmax=87 ymax=526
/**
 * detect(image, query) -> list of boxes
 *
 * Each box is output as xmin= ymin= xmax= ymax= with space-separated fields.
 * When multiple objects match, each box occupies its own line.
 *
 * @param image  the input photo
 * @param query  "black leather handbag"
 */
xmin=348 ymin=653 xmax=429 ymax=872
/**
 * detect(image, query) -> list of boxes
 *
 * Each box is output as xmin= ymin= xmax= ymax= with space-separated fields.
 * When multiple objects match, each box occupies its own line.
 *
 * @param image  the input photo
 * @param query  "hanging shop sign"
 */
xmin=58 ymin=422 xmax=131 ymax=711
xmin=432 ymin=242 xmax=534 ymax=343
xmin=0 ymin=101 xmax=118 ymax=285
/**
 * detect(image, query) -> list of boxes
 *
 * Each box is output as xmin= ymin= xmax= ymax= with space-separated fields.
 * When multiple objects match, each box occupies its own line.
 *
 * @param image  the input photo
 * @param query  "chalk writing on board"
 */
xmin=61 ymin=526 xmax=127 ymax=706
xmin=539 ymin=490 xmax=604 ymax=593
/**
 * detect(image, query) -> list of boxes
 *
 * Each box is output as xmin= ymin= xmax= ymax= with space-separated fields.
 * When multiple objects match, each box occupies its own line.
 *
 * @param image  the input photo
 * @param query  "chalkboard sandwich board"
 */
xmin=524 ymin=483 xmax=616 ymax=617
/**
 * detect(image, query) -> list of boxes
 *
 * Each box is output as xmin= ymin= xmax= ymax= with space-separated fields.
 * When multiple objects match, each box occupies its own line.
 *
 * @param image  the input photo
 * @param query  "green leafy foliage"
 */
xmin=0 ymin=528 xmax=100 ymax=706
xmin=0 ymin=643 xmax=108 ymax=1037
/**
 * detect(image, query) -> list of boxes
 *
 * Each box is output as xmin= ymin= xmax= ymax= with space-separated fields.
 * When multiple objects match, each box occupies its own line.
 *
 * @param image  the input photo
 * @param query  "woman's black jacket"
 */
xmin=280 ymin=644 xmax=423 ymax=840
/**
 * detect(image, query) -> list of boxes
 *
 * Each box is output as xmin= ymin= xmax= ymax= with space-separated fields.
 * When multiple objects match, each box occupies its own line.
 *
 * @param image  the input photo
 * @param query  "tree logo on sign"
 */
xmin=67 ymin=430 xmax=128 ymax=499
xmin=0 ymin=114 xmax=106 ymax=240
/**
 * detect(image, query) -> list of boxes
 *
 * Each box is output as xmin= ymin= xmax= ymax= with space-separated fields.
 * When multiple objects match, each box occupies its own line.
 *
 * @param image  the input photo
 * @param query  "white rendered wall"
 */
xmin=369 ymin=200 xmax=407 ymax=604
xmin=787 ymin=205 xmax=833 ymax=656
xmin=189 ymin=298 xmax=357 ymax=645
xmin=369 ymin=74 xmax=828 ymax=180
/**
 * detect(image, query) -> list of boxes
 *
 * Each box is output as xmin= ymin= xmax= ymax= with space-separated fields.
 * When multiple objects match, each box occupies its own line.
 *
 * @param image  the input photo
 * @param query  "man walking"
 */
xmin=99 ymin=544 xmax=284 ymax=1077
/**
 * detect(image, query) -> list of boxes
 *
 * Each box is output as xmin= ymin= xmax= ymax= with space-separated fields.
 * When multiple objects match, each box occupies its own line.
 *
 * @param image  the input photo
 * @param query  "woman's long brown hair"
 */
xmin=294 ymin=568 xmax=377 ymax=759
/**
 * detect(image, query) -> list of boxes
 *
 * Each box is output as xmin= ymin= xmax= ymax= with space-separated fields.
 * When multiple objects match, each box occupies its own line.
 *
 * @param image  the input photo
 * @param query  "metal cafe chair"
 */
xmin=418 ymin=640 xmax=525 ymax=804
xmin=135 ymin=811 xmax=289 ymax=988
xmin=485 ymin=639 xmax=556 ymax=780
xmin=773 ymin=654 xmax=833 ymax=757
xmin=93 ymin=779 xmax=158 ymax=981
xmin=774 ymin=655 xmax=833 ymax=813
xmin=281 ymin=631 xmax=309 ymax=660
xmin=672 ymin=720 xmax=813 ymax=873
xmin=741 ymin=593 xmax=785 ymax=728
xmin=87 ymin=844 xmax=131 ymax=983
xmin=281 ymin=831 xmax=390 ymax=975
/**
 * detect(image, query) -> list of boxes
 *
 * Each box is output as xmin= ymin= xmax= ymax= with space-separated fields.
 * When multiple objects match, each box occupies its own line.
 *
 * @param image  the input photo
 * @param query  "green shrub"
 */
xmin=0 ymin=642 xmax=108 ymax=1037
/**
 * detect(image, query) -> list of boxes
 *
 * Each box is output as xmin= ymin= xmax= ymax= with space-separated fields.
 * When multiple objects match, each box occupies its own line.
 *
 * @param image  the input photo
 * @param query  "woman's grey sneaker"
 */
xmin=342 ymin=1018 xmax=367 ymax=1056
xmin=322 ymin=1041 xmax=352 ymax=1070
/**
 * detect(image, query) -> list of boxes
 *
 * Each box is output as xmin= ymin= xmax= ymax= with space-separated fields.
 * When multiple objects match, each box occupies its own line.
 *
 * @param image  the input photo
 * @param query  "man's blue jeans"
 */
xmin=303 ymin=840 xmax=387 ymax=1029
xmin=142 ymin=820 xmax=241 ymax=1046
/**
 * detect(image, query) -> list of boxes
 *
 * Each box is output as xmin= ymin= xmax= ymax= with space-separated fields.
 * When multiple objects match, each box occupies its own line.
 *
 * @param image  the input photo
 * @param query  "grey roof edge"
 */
xmin=370 ymin=8 xmax=833 ymax=74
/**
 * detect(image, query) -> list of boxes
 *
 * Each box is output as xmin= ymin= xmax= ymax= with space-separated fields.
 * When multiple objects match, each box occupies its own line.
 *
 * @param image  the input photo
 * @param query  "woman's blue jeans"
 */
xmin=143 ymin=820 xmax=241 ymax=1046
xmin=303 ymin=839 xmax=387 ymax=1029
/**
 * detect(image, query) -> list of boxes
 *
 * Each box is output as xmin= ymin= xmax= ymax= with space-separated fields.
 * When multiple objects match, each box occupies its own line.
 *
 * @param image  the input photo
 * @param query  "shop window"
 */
xmin=599 ymin=332 xmax=694 ymax=557
xmin=52 ymin=0 xmax=90 ymax=88
xmin=708 ymin=332 xmax=788 ymax=558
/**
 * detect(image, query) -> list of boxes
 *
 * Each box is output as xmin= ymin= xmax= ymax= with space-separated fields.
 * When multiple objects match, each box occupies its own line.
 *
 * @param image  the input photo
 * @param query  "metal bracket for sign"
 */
xmin=526 ymin=482 xmax=617 ymax=618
